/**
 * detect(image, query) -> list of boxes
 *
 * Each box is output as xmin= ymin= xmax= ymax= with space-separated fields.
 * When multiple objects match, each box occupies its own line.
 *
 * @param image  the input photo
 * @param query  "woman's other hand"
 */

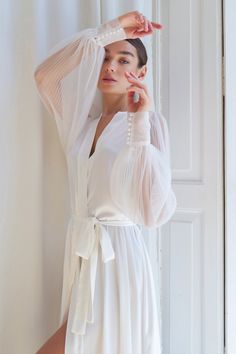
xmin=118 ymin=11 xmax=163 ymax=39
xmin=125 ymin=71 xmax=151 ymax=112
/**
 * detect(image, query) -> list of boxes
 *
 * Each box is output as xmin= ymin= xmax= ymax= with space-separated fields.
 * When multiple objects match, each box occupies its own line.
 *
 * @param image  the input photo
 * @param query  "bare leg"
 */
xmin=35 ymin=320 xmax=67 ymax=354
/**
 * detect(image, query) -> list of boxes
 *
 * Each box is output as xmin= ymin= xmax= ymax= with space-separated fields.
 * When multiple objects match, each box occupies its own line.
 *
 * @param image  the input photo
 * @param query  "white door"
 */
xmin=151 ymin=0 xmax=224 ymax=353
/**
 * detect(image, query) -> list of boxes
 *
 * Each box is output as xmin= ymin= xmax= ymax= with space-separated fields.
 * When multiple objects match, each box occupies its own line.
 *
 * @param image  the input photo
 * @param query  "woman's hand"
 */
xmin=118 ymin=11 xmax=162 ymax=39
xmin=125 ymin=71 xmax=151 ymax=112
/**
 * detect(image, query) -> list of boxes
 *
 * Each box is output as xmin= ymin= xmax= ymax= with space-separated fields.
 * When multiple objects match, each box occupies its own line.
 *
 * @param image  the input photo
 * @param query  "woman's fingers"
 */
xmin=135 ymin=12 xmax=144 ymax=24
xmin=119 ymin=11 xmax=163 ymax=30
xmin=143 ymin=16 xmax=149 ymax=31
xmin=137 ymin=15 xmax=151 ymax=32
xmin=122 ymin=11 xmax=162 ymax=39
xmin=125 ymin=68 xmax=151 ymax=111
xmin=151 ymin=21 xmax=163 ymax=29
xmin=127 ymin=86 xmax=148 ymax=104
xmin=135 ymin=20 xmax=161 ymax=36
xmin=149 ymin=21 xmax=154 ymax=32
xmin=132 ymin=25 xmax=153 ymax=37
xmin=134 ymin=11 xmax=162 ymax=30
xmin=128 ymin=84 xmax=148 ymax=98
xmin=128 ymin=71 xmax=144 ymax=84
xmin=125 ymin=72 xmax=148 ymax=95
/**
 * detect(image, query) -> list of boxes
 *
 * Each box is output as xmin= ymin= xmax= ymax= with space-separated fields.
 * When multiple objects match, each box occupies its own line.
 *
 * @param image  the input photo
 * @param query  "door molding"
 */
xmin=224 ymin=1 xmax=236 ymax=354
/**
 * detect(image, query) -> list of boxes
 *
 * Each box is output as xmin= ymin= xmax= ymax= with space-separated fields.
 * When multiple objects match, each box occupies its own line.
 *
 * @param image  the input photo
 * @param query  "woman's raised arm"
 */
xmin=34 ymin=18 xmax=126 ymax=153
xmin=33 ymin=11 xmax=162 ymax=154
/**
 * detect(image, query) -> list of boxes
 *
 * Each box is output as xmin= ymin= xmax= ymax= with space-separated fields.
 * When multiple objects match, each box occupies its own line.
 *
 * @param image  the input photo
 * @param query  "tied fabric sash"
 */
xmin=65 ymin=214 xmax=138 ymax=337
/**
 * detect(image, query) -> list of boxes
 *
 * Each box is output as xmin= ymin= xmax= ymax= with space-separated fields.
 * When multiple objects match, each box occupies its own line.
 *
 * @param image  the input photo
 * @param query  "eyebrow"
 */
xmin=105 ymin=48 xmax=135 ymax=58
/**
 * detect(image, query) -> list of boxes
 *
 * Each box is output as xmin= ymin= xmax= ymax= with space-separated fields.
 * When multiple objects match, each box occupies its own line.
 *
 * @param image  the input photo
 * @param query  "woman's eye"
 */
xmin=103 ymin=58 xmax=129 ymax=64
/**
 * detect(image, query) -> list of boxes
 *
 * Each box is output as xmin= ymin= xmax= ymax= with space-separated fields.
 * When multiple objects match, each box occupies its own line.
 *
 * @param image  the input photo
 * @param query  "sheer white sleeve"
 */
xmin=33 ymin=18 xmax=126 ymax=154
xmin=110 ymin=110 xmax=177 ymax=228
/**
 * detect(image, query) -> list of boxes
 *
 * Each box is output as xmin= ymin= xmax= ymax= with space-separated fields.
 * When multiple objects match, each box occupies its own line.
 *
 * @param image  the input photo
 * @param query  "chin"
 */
xmin=97 ymin=85 xmax=123 ymax=94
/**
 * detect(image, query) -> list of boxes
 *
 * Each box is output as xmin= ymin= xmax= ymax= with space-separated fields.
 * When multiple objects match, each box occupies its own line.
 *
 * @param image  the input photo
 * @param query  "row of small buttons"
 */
xmin=94 ymin=27 xmax=123 ymax=42
xmin=127 ymin=112 xmax=135 ymax=145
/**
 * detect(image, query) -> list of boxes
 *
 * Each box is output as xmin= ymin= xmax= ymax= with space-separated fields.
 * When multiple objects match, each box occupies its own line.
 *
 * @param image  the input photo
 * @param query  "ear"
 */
xmin=138 ymin=65 xmax=147 ymax=80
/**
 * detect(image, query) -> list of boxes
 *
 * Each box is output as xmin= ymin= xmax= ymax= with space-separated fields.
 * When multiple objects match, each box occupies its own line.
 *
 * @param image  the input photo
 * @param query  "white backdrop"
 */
xmin=0 ymin=1 xmax=161 ymax=353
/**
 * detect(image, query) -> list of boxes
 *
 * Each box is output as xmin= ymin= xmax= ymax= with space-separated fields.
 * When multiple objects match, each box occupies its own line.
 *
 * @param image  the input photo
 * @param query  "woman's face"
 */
xmin=97 ymin=40 xmax=145 ymax=94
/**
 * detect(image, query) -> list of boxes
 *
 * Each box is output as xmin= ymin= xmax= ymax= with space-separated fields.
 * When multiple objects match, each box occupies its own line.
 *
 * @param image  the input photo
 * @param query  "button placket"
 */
xmin=94 ymin=27 xmax=124 ymax=45
xmin=127 ymin=112 xmax=135 ymax=145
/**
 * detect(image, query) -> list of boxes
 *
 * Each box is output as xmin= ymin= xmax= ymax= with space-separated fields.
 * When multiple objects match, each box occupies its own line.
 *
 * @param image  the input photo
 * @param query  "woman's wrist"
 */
xmin=117 ymin=15 xmax=126 ymax=28
xmin=95 ymin=18 xmax=127 ymax=46
xmin=126 ymin=111 xmax=151 ymax=145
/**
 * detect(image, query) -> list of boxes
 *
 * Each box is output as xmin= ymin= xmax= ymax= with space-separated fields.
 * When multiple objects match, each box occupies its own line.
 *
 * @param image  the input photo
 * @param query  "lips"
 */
xmin=102 ymin=76 xmax=117 ymax=82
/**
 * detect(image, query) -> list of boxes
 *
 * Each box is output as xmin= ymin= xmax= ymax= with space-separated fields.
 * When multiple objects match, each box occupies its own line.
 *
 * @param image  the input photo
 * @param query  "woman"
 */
xmin=34 ymin=10 xmax=177 ymax=354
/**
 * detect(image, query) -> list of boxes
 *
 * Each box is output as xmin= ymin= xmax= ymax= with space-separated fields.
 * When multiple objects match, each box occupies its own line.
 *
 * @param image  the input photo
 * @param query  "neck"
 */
xmin=102 ymin=93 xmax=128 ymax=116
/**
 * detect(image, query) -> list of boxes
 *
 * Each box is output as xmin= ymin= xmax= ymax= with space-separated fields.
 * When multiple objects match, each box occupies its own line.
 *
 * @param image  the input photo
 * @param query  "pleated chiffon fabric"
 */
xmin=34 ymin=16 xmax=177 ymax=354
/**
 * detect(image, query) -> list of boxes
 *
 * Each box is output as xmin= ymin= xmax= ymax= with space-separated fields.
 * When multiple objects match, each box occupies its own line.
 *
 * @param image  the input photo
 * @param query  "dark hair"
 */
xmin=125 ymin=38 xmax=148 ymax=68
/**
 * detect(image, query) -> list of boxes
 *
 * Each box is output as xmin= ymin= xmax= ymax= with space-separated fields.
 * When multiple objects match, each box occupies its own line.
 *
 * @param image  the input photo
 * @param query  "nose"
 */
xmin=105 ymin=61 xmax=116 ymax=73
xmin=106 ymin=66 xmax=115 ymax=73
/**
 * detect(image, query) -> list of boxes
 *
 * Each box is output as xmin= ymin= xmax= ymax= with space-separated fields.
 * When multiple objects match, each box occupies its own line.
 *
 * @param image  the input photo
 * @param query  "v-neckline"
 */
xmin=88 ymin=111 xmax=123 ymax=160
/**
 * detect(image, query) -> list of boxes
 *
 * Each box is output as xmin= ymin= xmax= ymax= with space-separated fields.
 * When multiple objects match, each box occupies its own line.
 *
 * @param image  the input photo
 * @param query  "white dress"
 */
xmin=34 ymin=16 xmax=177 ymax=354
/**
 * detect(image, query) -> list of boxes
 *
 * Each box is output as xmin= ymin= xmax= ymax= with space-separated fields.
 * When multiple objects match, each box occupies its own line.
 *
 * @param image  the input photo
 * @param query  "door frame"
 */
xmin=223 ymin=1 xmax=236 ymax=354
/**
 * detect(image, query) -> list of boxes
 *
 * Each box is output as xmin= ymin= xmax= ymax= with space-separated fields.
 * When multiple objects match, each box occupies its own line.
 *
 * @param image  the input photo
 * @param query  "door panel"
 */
xmin=151 ymin=0 xmax=224 ymax=353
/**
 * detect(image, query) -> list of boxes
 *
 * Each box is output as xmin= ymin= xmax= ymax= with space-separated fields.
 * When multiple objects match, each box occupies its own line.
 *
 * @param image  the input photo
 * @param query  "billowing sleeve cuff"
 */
xmin=109 ymin=110 xmax=176 ymax=228
xmin=126 ymin=111 xmax=151 ymax=146
xmin=94 ymin=18 xmax=127 ymax=47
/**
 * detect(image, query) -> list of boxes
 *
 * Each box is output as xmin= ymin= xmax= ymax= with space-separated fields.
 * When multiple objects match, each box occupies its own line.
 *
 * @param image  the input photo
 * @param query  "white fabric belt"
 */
xmin=67 ymin=213 xmax=138 ymax=337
